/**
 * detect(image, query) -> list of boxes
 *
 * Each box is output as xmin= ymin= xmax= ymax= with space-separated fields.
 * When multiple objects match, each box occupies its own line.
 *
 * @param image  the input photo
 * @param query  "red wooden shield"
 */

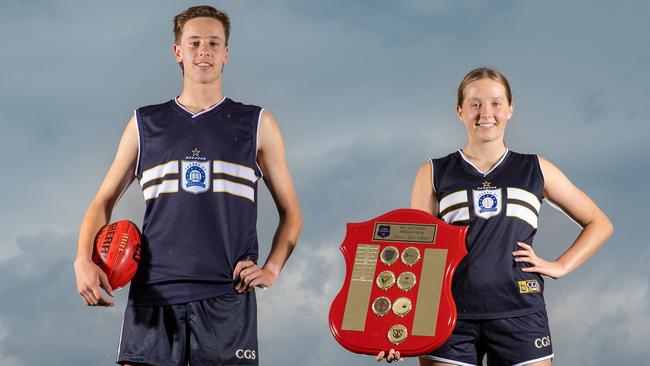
xmin=329 ymin=209 xmax=468 ymax=356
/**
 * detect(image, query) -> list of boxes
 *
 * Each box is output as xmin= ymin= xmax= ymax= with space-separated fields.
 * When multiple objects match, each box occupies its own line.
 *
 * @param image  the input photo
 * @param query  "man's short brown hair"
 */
xmin=173 ymin=5 xmax=231 ymax=44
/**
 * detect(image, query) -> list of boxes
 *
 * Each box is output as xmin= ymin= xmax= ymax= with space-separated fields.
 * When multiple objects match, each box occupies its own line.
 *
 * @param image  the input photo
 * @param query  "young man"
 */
xmin=73 ymin=6 xmax=302 ymax=365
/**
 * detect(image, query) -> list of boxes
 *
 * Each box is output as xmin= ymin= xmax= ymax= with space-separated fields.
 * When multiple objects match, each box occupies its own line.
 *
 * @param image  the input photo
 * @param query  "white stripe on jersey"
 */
xmin=142 ymin=179 xmax=179 ymax=200
xmin=442 ymin=207 xmax=470 ymax=224
xmin=507 ymin=187 xmax=541 ymax=213
xmin=439 ymin=190 xmax=469 ymax=213
xmin=140 ymin=161 xmax=179 ymax=186
xmin=213 ymin=160 xmax=258 ymax=183
xmin=506 ymin=203 xmax=538 ymax=229
xmin=213 ymin=179 xmax=255 ymax=202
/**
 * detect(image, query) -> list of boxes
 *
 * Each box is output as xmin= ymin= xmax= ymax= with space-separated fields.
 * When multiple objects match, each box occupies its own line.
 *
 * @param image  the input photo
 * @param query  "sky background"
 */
xmin=0 ymin=1 xmax=648 ymax=365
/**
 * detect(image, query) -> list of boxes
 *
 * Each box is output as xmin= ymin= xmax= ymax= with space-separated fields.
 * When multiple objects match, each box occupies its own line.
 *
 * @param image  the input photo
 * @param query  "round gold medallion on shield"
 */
xmin=387 ymin=324 xmax=408 ymax=345
xmin=380 ymin=246 xmax=399 ymax=265
xmin=371 ymin=296 xmax=391 ymax=317
xmin=392 ymin=297 xmax=412 ymax=317
xmin=376 ymin=270 xmax=396 ymax=290
xmin=401 ymin=247 xmax=421 ymax=266
xmin=397 ymin=271 xmax=417 ymax=291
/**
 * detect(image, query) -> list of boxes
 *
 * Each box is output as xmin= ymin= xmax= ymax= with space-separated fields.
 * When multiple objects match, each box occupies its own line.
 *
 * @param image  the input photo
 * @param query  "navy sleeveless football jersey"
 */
xmin=432 ymin=149 xmax=546 ymax=319
xmin=129 ymin=97 xmax=263 ymax=305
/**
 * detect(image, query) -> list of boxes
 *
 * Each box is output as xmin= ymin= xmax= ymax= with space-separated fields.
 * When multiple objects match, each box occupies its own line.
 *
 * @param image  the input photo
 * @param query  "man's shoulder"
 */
xmin=137 ymin=100 xmax=173 ymax=115
xmin=223 ymin=97 xmax=262 ymax=115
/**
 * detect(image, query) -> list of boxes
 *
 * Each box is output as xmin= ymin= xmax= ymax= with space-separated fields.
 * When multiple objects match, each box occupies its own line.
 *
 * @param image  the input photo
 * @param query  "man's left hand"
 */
xmin=233 ymin=259 xmax=278 ymax=293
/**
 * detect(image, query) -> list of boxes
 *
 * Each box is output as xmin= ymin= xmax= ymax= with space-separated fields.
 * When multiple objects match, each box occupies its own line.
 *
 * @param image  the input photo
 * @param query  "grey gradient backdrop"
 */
xmin=0 ymin=1 xmax=648 ymax=365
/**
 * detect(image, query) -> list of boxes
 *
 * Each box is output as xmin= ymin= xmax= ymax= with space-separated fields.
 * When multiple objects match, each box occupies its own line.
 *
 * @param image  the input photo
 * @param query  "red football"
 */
xmin=92 ymin=220 xmax=142 ymax=290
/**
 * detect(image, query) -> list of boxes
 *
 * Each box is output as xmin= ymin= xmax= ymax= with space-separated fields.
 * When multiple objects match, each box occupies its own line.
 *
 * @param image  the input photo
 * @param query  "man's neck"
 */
xmin=177 ymin=80 xmax=225 ymax=114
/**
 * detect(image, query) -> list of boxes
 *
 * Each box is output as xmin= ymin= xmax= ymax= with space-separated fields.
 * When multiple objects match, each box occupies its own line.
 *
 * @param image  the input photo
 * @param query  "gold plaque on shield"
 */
xmin=387 ymin=324 xmax=408 ymax=345
xmin=401 ymin=247 xmax=421 ymax=266
xmin=397 ymin=271 xmax=417 ymax=291
xmin=376 ymin=270 xmax=396 ymax=290
xmin=373 ymin=223 xmax=438 ymax=243
xmin=392 ymin=297 xmax=412 ymax=317
xmin=371 ymin=297 xmax=391 ymax=317
xmin=380 ymin=246 xmax=399 ymax=265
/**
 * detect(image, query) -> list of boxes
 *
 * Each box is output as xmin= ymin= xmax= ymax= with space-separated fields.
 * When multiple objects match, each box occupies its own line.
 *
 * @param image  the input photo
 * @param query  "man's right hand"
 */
xmin=74 ymin=259 xmax=114 ymax=307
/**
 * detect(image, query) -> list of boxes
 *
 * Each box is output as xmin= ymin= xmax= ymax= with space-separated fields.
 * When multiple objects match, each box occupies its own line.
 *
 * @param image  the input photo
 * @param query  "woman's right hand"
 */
xmin=376 ymin=349 xmax=404 ymax=363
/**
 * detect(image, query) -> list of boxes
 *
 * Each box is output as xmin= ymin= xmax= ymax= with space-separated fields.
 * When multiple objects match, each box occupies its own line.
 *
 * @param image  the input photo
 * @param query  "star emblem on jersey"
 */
xmin=481 ymin=181 xmax=493 ymax=189
xmin=185 ymin=147 xmax=206 ymax=161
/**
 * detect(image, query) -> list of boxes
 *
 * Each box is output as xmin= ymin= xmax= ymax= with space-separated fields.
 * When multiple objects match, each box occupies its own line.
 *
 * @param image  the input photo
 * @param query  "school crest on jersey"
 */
xmin=182 ymin=160 xmax=211 ymax=194
xmin=473 ymin=188 xmax=502 ymax=219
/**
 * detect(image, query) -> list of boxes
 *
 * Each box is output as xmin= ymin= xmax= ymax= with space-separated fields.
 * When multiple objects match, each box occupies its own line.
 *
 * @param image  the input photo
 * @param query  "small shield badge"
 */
xmin=182 ymin=160 xmax=211 ymax=194
xmin=473 ymin=188 xmax=502 ymax=219
xmin=377 ymin=225 xmax=391 ymax=238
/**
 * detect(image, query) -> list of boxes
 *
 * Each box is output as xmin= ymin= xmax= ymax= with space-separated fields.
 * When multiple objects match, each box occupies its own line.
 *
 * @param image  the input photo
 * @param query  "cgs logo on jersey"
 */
xmin=518 ymin=279 xmax=541 ymax=294
xmin=182 ymin=147 xmax=210 ymax=194
xmin=473 ymin=183 xmax=502 ymax=219
xmin=235 ymin=349 xmax=257 ymax=360
xmin=534 ymin=336 xmax=551 ymax=348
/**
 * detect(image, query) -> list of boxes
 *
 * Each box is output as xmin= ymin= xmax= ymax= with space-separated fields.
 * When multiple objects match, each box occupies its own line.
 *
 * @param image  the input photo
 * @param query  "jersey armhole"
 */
xmin=134 ymin=109 xmax=142 ymax=183
xmin=535 ymin=154 xmax=545 ymax=199
xmin=254 ymin=108 xmax=264 ymax=180
xmin=429 ymin=158 xmax=437 ymax=194
xmin=430 ymin=158 xmax=440 ymax=215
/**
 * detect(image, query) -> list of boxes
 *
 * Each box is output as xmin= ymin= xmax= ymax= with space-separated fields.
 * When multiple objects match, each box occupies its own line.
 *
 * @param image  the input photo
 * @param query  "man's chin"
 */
xmin=186 ymin=74 xmax=219 ymax=85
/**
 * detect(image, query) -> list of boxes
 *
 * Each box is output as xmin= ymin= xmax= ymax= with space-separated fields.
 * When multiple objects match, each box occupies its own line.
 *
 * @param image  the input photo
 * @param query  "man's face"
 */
xmin=173 ymin=17 xmax=228 ymax=84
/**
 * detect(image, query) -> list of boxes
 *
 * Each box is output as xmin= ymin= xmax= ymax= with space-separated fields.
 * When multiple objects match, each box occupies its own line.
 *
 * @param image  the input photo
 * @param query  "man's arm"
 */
xmin=74 ymin=116 xmax=138 ymax=306
xmin=233 ymin=110 xmax=302 ymax=292
xmin=512 ymin=156 xmax=614 ymax=279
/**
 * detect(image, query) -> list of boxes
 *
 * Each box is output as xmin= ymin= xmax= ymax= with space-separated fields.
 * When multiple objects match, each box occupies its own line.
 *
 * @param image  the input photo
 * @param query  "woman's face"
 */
xmin=457 ymin=78 xmax=513 ymax=145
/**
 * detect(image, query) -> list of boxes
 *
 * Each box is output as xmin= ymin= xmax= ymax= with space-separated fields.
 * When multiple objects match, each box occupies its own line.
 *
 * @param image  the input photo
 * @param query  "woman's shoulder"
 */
xmin=430 ymin=150 xmax=460 ymax=163
xmin=506 ymin=150 xmax=543 ymax=166
xmin=507 ymin=150 xmax=538 ymax=158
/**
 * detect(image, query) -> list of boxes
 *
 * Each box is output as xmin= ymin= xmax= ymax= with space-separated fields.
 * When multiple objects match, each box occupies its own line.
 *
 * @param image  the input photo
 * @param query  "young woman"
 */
xmin=381 ymin=68 xmax=613 ymax=365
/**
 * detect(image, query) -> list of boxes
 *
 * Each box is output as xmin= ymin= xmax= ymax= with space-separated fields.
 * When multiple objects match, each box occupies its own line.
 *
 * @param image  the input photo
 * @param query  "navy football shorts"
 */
xmin=117 ymin=291 xmax=258 ymax=366
xmin=422 ymin=310 xmax=553 ymax=366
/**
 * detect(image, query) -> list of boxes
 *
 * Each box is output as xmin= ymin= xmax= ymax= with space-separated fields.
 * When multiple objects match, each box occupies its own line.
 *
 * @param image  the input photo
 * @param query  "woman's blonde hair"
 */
xmin=457 ymin=67 xmax=512 ymax=107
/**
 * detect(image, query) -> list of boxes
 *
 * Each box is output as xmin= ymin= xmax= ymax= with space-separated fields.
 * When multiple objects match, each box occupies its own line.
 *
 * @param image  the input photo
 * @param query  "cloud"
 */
xmin=0 ymin=321 xmax=26 ymax=366
xmin=547 ymin=274 xmax=650 ymax=365
xmin=257 ymin=239 xmax=389 ymax=366
xmin=0 ymin=230 xmax=126 ymax=365
xmin=258 ymin=241 xmax=342 ymax=342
